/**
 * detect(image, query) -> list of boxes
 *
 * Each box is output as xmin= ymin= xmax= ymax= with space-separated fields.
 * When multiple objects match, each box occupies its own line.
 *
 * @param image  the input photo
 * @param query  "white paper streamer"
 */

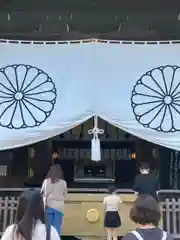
xmin=88 ymin=116 xmax=104 ymax=162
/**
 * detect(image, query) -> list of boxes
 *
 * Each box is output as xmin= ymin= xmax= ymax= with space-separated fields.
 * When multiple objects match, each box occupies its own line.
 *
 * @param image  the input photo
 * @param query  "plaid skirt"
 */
xmin=104 ymin=211 xmax=121 ymax=228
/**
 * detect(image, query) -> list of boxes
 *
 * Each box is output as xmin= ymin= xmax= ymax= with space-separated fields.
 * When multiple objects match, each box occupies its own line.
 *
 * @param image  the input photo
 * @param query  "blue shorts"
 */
xmin=45 ymin=207 xmax=64 ymax=235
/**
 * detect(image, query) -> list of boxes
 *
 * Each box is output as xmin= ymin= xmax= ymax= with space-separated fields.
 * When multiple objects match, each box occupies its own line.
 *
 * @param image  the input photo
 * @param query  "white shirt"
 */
xmin=103 ymin=194 xmax=122 ymax=212
xmin=1 ymin=221 xmax=60 ymax=240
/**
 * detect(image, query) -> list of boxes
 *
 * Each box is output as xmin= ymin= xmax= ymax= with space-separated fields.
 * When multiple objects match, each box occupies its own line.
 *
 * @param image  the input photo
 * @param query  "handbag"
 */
xmin=41 ymin=179 xmax=49 ymax=209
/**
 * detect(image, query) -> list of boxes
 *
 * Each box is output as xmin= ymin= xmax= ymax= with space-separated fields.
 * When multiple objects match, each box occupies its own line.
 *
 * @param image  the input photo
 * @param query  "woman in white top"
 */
xmin=103 ymin=185 xmax=122 ymax=240
xmin=41 ymin=164 xmax=67 ymax=235
xmin=1 ymin=189 xmax=60 ymax=240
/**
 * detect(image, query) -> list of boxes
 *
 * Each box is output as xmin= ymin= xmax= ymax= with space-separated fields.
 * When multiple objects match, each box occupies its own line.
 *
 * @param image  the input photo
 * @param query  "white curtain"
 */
xmin=0 ymin=42 xmax=94 ymax=149
xmin=0 ymin=41 xmax=180 ymax=150
xmin=93 ymin=43 xmax=180 ymax=150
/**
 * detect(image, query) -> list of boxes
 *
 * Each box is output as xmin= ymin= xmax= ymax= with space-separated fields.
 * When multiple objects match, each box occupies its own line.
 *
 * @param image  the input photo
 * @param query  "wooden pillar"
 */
xmin=33 ymin=139 xmax=52 ymax=174
xmin=27 ymin=139 xmax=52 ymax=186
xmin=136 ymin=138 xmax=155 ymax=169
xmin=12 ymin=147 xmax=28 ymax=177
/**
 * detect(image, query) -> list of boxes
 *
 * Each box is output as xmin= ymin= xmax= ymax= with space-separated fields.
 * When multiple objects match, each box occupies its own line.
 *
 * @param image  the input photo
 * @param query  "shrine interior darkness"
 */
xmin=0 ymin=119 xmax=179 ymax=191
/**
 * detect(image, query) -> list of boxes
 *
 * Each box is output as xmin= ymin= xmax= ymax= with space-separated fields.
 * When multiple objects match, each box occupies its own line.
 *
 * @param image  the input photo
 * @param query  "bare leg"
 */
xmin=105 ymin=228 xmax=112 ymax=240
xmin=112 ymin=228 xmax=117 ymax=240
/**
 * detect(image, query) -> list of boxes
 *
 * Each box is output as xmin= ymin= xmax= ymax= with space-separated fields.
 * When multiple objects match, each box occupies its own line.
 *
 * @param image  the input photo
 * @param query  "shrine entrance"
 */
xmin=0 ymin=117 xmax=178 ymax=190
xmin=52 ymin=117 xmax=159 ymax=189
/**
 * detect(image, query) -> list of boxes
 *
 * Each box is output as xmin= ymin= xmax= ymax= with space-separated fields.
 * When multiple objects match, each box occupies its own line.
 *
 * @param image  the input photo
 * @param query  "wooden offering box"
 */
xmin=62 ymin=193 xmax=138 ymax=240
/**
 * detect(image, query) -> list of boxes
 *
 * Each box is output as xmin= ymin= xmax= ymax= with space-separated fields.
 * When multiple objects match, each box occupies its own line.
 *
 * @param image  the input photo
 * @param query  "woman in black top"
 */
xmin=133 ymin=163 xmax=159 ymax=200
xmin=122 ymin=195 xmax=173 ymax=240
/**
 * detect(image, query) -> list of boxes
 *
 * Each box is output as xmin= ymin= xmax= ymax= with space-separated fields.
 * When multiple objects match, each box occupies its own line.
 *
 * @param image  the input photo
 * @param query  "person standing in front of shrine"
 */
xmin=41 ymin=164 xmax=67 ymax=235
xmin=133 ymin=162 xmax=160 ymax=200
xmin=122 ymin=194 xmax=173 ymax=240
xmin=1 ymin=189 xmax=60 ymax=240
xmin=103 ymin=185 xmax=122 ymax=240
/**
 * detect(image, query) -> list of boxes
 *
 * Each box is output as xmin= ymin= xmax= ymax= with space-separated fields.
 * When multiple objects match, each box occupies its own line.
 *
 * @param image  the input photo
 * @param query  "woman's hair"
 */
xmin=15 ymin=189 xmax=45 ymax=240
xmin=46 ymin=164 xmax=64 ymax=183
xmin=130 ymin=194 xmax=161 ymax=226
xmin=108 ymin=185 xmax=116 ymax=194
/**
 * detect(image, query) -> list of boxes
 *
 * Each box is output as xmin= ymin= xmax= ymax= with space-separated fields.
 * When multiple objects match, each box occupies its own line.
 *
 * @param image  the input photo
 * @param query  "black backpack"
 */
xmin=131 ymin=230 xmax=167 ymax=240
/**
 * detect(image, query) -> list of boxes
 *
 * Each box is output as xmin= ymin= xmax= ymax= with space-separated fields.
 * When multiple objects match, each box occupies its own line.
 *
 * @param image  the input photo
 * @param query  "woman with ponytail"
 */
xmin=1 ymin=189 xmax=60 ymax=240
